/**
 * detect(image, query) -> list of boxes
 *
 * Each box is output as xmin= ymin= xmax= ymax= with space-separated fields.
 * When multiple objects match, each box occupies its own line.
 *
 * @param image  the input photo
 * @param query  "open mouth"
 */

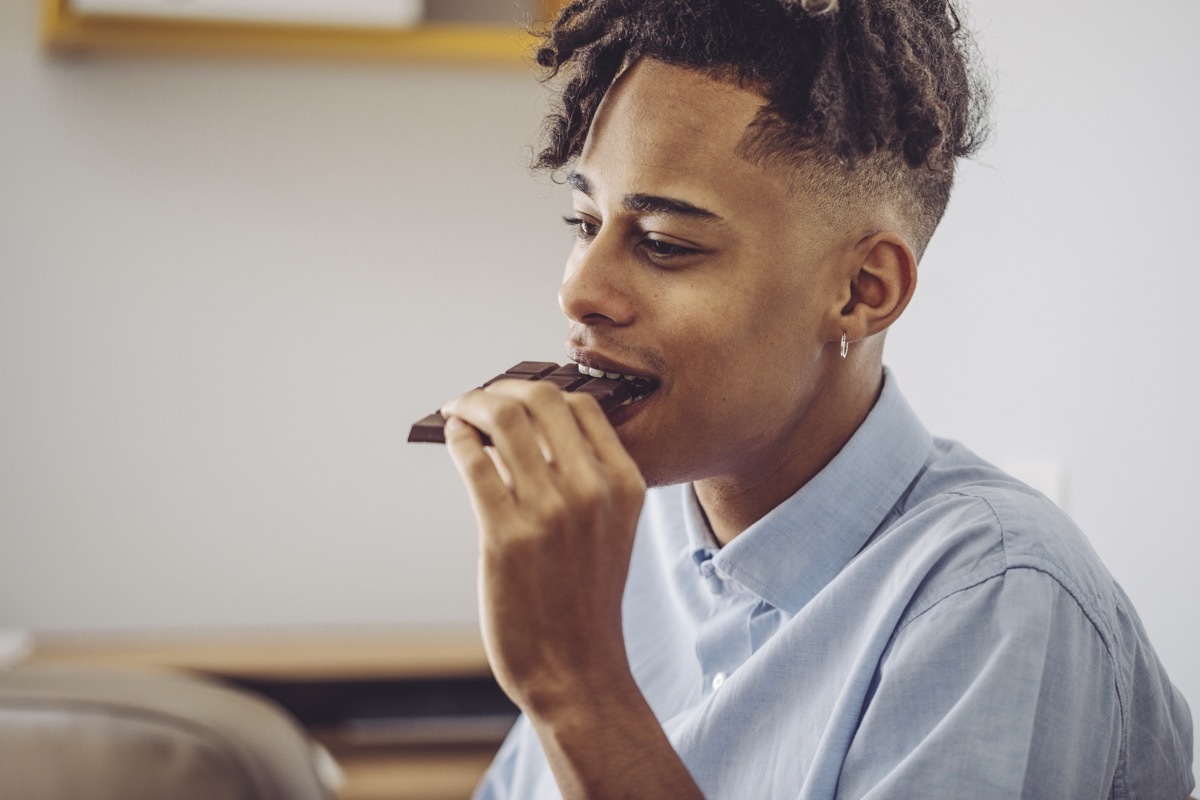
xmin=573 ymin=361 xmax=661 ymax=407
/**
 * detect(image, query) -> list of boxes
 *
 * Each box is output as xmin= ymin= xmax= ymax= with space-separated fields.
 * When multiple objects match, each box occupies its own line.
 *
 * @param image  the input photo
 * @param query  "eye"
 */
xmin=562 ymin=215 xmax=599 ymax=241
xmin=642 ymin=237 xmax=696 ymax=259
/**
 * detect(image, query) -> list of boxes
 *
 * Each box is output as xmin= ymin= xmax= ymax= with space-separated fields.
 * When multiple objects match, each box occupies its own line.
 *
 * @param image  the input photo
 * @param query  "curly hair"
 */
xmin=532 ymin=0 xmax=990 ymax=256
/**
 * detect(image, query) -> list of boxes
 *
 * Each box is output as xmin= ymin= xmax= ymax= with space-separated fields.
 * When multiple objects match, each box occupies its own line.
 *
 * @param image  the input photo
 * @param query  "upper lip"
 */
xmin=565 ymin=347 xmax=657 ymax=379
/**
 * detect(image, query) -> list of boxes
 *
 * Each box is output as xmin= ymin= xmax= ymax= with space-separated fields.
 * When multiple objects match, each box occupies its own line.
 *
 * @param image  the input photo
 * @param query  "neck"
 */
xmin=693 ymin=361 xmax=884 ymax=546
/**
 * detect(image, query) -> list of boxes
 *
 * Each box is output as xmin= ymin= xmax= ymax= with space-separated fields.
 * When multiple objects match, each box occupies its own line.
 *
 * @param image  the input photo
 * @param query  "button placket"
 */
xmin=692 ymin=551 xmax=751 ymax=697
xmin=701 ymin=560 xmax=729 ymax=595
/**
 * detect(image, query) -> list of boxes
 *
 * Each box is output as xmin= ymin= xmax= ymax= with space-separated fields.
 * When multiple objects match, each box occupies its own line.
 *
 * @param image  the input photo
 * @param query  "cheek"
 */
xmin=699 ymin=292 xmax=825 ymax=420
xmin=746 ymin=267 xmax=833 ymax=354
xmin=736 ymin=290 xmax=819 ymax=369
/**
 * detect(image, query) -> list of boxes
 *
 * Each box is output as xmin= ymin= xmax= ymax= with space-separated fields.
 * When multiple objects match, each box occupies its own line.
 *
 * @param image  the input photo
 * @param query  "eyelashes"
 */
xmin=562 ymin=215 xmax=598 ymax=240
xmin=561 ymin=215 xmax=701 ymax=263
xmin=643 ymin=239 xmax=696 ymax=258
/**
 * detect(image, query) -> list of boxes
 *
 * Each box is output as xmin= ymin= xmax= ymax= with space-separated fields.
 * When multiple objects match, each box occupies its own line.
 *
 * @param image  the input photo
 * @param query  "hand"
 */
xmin=441 ymin=380 xmax=703 ymax=799
xmin=440 ymin=378 xmax=646 ymax=714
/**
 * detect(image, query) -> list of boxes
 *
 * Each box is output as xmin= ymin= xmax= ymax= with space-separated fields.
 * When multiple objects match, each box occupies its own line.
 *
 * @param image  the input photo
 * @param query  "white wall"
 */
xmin=2 ymin=0 xmax=1197 ymax=775
xmin=887 ymin=0 xmax=1200 ymax=778
xmin=0 ymin=1 xmax=569 ymax=632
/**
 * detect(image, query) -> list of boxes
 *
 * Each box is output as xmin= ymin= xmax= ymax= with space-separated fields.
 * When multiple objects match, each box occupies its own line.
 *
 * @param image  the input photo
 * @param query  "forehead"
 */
xmin=585 ymin=60 xmax=762 ymax=163
xmin=576 ymin=59 xmax=792 ymax=211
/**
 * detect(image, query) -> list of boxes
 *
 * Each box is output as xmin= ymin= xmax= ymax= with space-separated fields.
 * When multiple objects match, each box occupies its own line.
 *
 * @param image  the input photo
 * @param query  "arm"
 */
xmin=441 ymin=379 xmax=703 ymax=800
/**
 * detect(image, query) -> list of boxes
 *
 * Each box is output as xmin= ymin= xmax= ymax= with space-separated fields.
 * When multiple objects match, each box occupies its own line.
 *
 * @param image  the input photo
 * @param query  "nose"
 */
xmin=557 ymin=240 xmax=636 ymax=327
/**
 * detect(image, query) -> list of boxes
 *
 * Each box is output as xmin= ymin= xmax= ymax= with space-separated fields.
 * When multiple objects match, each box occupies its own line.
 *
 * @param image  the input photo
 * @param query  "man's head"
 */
xmin=535 ymin=0 xmax=988 ymax=259
xmin=539 ymin=1 xmax=987 ymax=512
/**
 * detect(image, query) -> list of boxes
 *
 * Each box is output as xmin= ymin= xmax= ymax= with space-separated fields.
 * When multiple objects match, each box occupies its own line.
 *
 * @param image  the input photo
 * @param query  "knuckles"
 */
xmin=522 ymin=380 xmax=565 ymax=403
xmin=487 ymin=398 xmax=528 ymax=430
xmin=461 ymin=449 xmax=497 ymax=483
xmin=468 ymin=380 xmax=568 ymax=432
xmin=452 ymin=373 xmax=647 ymax=522
xmin=563 ymin=390 xmax=603 ymax=415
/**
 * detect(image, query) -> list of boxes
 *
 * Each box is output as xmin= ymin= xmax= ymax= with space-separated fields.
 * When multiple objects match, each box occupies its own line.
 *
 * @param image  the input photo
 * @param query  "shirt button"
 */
xmin=711 ymin=672 xmax=726 ymax=691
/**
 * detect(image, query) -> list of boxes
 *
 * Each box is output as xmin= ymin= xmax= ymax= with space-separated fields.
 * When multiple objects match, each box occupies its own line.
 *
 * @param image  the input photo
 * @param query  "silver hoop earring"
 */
xmin=839 ymin=332 xmax=849 ymax=359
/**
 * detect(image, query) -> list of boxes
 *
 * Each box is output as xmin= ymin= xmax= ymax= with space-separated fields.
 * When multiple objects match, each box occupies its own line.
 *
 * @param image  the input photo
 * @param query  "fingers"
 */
xmin=442 ymin=379 xmax=595 ymax=508
xmin=565 ymin=391 xmax=638 ymax=473
xmin=441 ymin=378 xmax=642 ymax=510
xmin=442 ymin=380 xmax=646 ymax=705
xmin=494 ymin=379 xmax=597 ymax=465
xmin=442 ymin=381 xmax=557 ymax=502
xmin=564 ymin=392 xmax=646 ymax=515
xmin=443 ymin=416 xmax=513 ymax=517
xmin=450 ymin=378 xmax=598 ymax=454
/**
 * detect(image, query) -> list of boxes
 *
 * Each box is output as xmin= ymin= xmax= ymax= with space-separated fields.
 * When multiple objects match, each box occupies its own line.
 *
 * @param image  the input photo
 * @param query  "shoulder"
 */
xmin=872 ymin=437 xmax=1149 ymax=706
xmin=886 ymin=437 xmax=1114 ymax=633
xmin=879 ymin=439 xmax=1194 ymax=796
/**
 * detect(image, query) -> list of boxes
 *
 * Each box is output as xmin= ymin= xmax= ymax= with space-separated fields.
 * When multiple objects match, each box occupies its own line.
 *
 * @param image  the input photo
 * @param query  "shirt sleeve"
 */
xmin=472 ymin=714 xmax=561 ymax=800
xmin=472 ymin=716 xmax=524 ymax=800
xmin=835 ymin=567 xmax=1123 ymax=800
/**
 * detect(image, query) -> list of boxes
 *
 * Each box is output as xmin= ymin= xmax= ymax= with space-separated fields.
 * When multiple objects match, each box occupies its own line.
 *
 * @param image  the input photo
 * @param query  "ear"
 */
xmin=834 ymin=231 xmax=917 ymax=346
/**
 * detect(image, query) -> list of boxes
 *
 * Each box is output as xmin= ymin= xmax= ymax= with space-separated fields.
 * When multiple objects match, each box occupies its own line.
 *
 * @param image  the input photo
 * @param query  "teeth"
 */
xmin=573 ymin=361 xmax=660 ymax=406
xmin=576 ymin=362 xmax=641 ymax=382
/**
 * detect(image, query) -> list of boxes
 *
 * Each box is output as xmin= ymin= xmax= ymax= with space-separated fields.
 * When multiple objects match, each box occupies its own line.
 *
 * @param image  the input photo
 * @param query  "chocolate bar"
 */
xmin=408 ymin=361 xmax=657 ymax=444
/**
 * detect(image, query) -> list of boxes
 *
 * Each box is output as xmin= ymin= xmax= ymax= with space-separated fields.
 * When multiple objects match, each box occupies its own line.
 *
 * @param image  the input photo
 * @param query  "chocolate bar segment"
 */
xmin=504 ymin=361 xmax=560 ymax=377
xmin=408 ymin=411 xmax=452 ymax=443
xmin=481 ymin=361 xmax=559 ymax=388
xmin=408 ymin=362 xmax=653 ymax=445
xmin=575 ymin=378 xmax=633 ymax=414
xmin=540 ymin=373 xmax=591 ymax=392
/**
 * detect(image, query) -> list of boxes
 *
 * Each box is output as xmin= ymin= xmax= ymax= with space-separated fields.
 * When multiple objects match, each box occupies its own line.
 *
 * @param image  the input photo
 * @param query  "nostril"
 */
xmin=582 ymin=311 xmax=616 ymax=325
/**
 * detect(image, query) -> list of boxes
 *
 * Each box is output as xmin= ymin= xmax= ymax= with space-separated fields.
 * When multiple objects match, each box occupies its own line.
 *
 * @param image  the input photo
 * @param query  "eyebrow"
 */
xmin=567 ymin=170 xmax=724 ymax=223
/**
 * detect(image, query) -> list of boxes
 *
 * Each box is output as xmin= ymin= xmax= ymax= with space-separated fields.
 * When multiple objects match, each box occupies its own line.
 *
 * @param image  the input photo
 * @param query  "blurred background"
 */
xmin=2 ymin=0 xmax=1198 ymax=776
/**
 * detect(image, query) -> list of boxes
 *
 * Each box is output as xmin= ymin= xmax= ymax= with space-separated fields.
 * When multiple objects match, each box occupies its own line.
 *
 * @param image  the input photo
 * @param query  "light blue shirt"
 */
xmin=474 ymin=370 xmax=1194 ymax=799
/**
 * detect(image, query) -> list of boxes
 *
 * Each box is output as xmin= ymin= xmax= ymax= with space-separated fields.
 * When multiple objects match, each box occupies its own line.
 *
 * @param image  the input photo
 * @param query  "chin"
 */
xmin=624 ymin=447 xmax=686 ymax=489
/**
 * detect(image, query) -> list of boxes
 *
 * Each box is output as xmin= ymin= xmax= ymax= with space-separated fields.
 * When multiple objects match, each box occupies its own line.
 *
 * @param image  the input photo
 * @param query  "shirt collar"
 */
xmin=692 ymin=367 xmax=933 ymax=615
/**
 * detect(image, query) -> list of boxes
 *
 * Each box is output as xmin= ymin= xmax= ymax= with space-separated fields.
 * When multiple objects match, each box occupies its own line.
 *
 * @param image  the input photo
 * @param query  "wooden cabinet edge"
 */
xmin=28 ymin=628 xmax=492 ymax=682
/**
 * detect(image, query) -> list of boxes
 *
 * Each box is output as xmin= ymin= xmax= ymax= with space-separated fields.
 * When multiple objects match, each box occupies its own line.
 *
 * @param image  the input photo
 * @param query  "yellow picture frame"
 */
xmin=40 ymin=0 xmax=565 ymax=64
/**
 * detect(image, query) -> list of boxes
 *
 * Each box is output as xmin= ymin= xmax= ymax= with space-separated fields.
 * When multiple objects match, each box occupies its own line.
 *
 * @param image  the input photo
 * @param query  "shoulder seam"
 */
xmin=900 ymin=490 xmax=1131 ymax=797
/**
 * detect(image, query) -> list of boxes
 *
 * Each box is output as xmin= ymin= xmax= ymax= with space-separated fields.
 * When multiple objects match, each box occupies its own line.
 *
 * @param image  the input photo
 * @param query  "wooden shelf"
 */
xmin=41 ymin=0 xmax=564 ymax=64
xmin=30 ymin=627 xmax=492 ymax=681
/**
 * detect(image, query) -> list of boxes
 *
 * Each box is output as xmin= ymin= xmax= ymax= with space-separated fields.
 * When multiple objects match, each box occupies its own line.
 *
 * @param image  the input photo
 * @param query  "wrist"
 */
xmin=521 ymin=660 xmax=641 ymax=727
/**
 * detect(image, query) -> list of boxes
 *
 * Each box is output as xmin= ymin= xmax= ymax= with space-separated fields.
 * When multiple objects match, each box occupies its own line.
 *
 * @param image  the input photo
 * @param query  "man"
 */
xmin=437 ymin=0 xmax=1194 ymax=797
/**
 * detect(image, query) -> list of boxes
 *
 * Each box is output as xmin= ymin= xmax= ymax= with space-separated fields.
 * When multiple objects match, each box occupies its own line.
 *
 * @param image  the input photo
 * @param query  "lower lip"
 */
xmin=608 ymin=389 xmax=657 ymax=429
